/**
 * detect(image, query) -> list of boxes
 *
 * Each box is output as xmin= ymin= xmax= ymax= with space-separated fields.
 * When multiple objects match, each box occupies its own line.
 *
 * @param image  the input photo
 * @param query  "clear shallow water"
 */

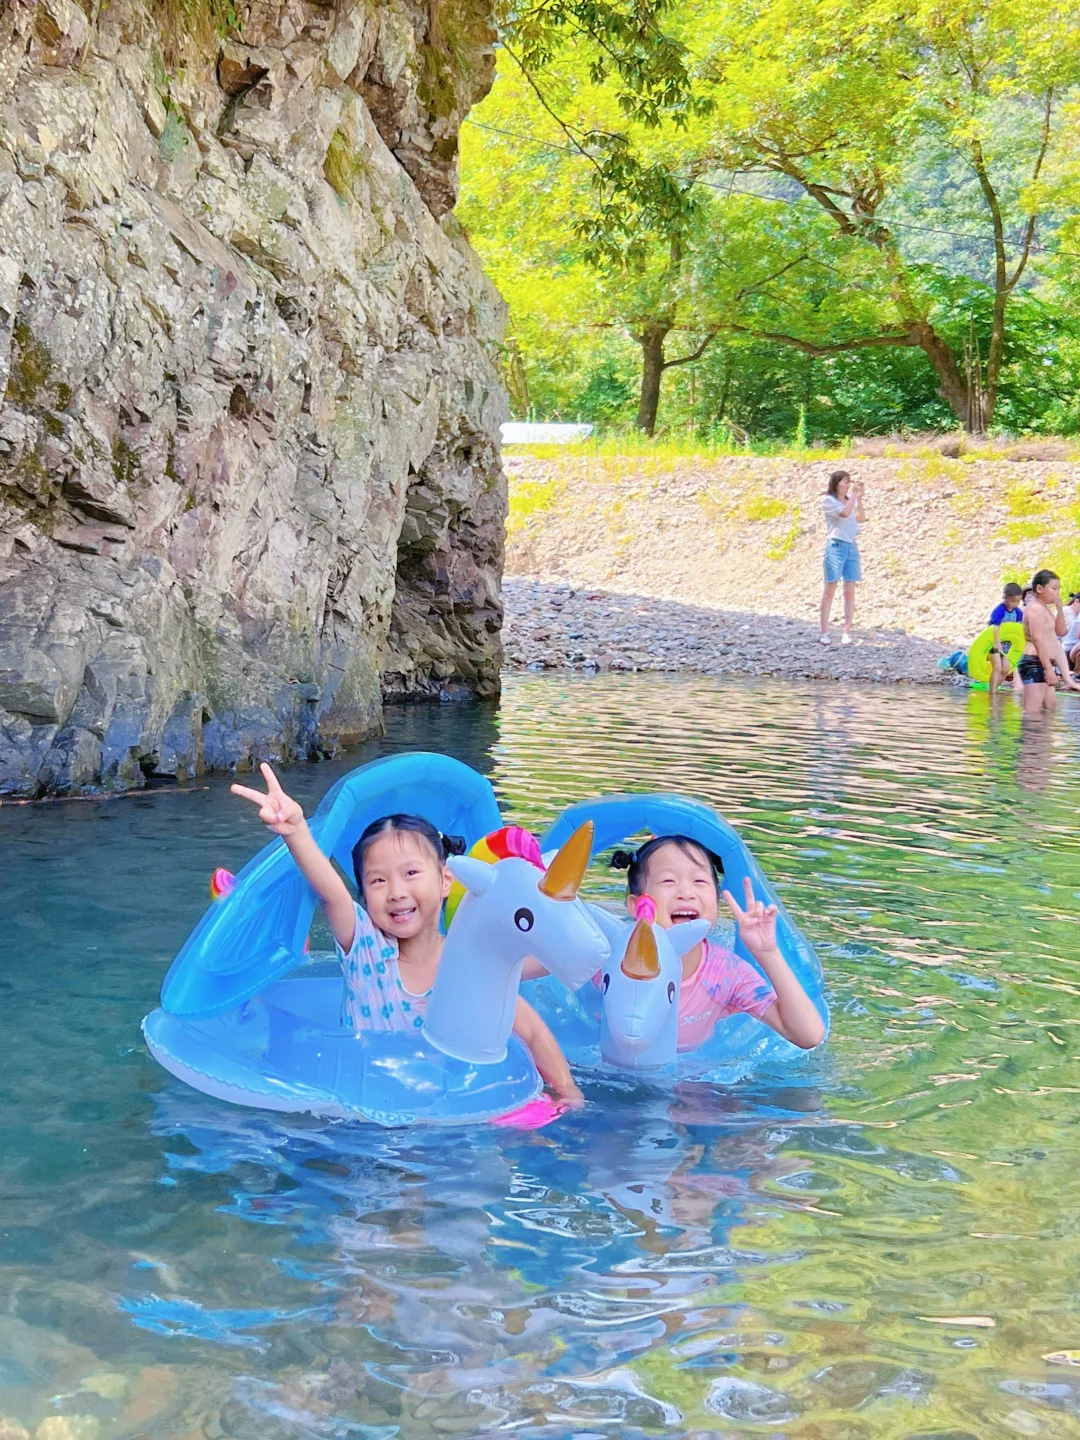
xmin=3 ymin=675 xmax=1080 ymax=1440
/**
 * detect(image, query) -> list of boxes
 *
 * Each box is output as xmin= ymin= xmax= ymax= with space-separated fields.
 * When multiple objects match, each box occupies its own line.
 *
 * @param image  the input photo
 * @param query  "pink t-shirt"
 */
xmin=677 ymin=939 xmax=777 ymax=1051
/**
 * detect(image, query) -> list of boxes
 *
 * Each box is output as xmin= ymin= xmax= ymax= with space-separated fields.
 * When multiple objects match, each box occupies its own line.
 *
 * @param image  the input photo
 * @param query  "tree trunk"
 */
xmin=636 ymin=323 xmax=669 ymax=434
xmin=716 ymin=349 xmax=734 ymax=424
xmin=910 ymin=321 xmax=983 ymax=433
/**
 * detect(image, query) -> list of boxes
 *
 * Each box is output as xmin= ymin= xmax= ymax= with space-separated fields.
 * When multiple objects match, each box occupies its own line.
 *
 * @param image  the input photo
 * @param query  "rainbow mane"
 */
xmin=444 ymin=826 xmax=544 ymax=929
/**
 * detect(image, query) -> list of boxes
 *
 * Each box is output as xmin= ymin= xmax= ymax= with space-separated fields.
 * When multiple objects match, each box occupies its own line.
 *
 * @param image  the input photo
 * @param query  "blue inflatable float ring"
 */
xmin=143 ymin=752 xmax=609 ymax=1126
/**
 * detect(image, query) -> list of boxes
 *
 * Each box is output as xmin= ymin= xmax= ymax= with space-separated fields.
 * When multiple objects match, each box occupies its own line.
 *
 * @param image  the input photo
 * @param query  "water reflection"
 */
xmin=2 ymin=676 xmax=1080 ymax=1437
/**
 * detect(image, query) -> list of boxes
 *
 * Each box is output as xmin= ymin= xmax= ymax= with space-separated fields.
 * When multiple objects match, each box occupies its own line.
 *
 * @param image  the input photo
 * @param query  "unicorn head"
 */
xmin=598 ymin=915 xmax=710 ymax=1070
xmin=424 ymin=822 xmax=609 ymax=1066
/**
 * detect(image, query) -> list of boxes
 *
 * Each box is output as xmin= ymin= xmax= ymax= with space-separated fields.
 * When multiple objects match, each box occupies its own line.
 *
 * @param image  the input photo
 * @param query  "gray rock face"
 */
xmin=0 ymin=0 xmax=507 ymax=795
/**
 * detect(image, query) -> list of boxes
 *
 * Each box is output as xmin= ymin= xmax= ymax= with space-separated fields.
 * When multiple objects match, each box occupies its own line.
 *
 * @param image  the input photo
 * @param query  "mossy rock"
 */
xmin=324 ymin=127 xmax=368 ymax=203
xmin=5 ymin=322 xmax=54 ymax=406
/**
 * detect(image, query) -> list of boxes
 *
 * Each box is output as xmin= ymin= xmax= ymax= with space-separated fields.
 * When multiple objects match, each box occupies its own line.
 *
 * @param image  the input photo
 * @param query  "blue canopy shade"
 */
xmin=160 ymin=753 xmax=503 ymax=1018
xmin=541 ymin=792 xmax=825 ymax=1005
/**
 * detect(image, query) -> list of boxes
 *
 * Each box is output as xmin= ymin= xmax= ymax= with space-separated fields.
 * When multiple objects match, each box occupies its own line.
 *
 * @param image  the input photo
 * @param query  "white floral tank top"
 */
xmin=335 ymin=902 xmax=430 ymax=1033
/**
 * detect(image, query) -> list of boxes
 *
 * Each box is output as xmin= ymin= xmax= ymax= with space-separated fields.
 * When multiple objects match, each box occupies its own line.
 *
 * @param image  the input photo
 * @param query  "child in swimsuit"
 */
xmin=1018 ymin=569 xmax=1075 ymax=713
xmin=232 ymin=764 xmax=582 ymax=1103
xmin=987 ymin=582 xmax=1023 ymax=695
xmin=610 ymin=836 xmax=825 ymax=1051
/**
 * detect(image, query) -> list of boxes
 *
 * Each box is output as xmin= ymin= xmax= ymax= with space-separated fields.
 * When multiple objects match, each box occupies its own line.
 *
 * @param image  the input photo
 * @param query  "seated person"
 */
xmin=231 ymin=764 xmax=582 ymax=1104
xmin=987 ymin=582 xmax=1023 ymax=695
xmin=610 ymin=836 xmax=824 ymax=1051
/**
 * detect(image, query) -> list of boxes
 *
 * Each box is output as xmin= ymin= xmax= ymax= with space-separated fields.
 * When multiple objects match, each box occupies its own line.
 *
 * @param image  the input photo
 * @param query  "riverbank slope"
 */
xmin=503 ymin=450 xmax=1079 ymax=683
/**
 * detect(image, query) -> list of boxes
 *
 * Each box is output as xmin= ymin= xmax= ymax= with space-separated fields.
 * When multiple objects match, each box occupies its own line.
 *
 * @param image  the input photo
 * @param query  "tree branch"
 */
xmin=734 ymin=252 xmax=812 ymax=300
xmin=501 ymin=42 xmax=605 ymax=181
xmin=764 ymin=155 xmax=858 ymax=234
xmin=723 ymin=324 xmax=915 ymax=355
xmin=1008 ymin=86 xmax=1054 ymax=292
xmin=661 ymin=332 xmax=718 ymax=369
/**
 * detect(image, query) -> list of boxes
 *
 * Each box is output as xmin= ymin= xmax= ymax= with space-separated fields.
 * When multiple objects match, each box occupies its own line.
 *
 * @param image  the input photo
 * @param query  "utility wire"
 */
xmin=463 ymin=115 xmax=1077 ymax=259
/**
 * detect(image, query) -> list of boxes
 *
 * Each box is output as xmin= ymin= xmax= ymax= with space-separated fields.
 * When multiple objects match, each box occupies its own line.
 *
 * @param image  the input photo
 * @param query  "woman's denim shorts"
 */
xmin=824 ymin=538 xmax=862 ymax=584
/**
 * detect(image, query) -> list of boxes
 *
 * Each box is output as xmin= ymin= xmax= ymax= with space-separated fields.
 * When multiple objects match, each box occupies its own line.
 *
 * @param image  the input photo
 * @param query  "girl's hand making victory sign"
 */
xmin=231 ymin=763 xmax=306 ymax=840
xmin=722 ymin=875 xmax=780 ymax=957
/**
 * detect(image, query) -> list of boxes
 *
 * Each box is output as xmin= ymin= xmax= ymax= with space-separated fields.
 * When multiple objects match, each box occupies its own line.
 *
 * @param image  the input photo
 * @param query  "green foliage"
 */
xmin=507 ymin=476 xmax=561 ymax=534
xmin=151 ymin=0 xmax=242 ymax=58
xmin=766 ymin=510 xmax=802 ymax=561
xmin=743 ymin=490 xmax=787 ymax=523
xmin=462 ymin=0 xmax=1080 ymax=438
xmin=1004 ymin=481 xmax=1050 ymax=520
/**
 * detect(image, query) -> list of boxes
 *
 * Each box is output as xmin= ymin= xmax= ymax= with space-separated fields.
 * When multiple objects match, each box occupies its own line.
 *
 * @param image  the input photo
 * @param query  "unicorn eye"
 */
xmin=667 ymin=982 xmax=676 ymax=1003
xmin=514 ymin=907 xmax=534 ymax=932
xmin=602 ymin=973 xmax=610 ymax=993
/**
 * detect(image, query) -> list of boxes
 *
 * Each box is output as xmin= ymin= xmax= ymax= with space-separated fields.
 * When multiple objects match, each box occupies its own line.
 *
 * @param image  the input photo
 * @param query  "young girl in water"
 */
xmin=232 ymin=764 xmax=582 ymax=1104
xmin=611 ymin=836 xmax=825 ymax=1051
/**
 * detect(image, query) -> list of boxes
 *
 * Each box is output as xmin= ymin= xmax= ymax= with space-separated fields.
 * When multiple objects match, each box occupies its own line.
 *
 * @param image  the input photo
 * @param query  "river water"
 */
xmin=2 ymin=674 xmax=1080 ymax=1439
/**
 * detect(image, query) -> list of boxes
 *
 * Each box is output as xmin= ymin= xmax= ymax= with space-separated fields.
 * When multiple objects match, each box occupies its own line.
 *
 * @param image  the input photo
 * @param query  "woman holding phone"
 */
xmin=819 ymin=470 xmax=864 ymax=646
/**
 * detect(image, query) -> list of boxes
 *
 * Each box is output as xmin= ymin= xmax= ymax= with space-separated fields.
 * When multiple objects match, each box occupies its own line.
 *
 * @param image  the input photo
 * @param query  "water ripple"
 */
xmin=2 ymin=675 xmax=1080 ymax=1437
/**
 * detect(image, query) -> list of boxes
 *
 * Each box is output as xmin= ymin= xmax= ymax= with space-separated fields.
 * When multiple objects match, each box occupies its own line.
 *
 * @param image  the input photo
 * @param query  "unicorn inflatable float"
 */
xmin=142 ymin=753 xmax=608 ymax=1126
xmin=524 ymin=792 xmax=829 ymax=1081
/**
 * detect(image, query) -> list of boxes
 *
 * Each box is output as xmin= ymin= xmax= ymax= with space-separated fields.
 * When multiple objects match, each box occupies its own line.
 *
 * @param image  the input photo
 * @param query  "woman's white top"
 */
xmin=823 ymin=493 xmax=860 ymax=542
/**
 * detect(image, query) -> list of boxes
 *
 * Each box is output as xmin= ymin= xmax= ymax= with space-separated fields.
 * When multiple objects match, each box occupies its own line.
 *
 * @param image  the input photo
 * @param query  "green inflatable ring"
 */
xmin=967 ymin=621 xmax=1026 ymax=683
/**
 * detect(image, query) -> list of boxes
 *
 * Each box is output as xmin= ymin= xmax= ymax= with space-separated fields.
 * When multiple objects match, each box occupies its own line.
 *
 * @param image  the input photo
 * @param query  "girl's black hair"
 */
xmin=351 ymin=814 xmax=466 ymax=896
xmin=609 ymin=834 xmax=723 ymax=896
xmin=826 ymin=470 xmax=851 ymax=498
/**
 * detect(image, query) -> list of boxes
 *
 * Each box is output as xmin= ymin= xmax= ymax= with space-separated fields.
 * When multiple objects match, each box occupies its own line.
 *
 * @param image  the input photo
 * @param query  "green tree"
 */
xmin=459 ymin=66 xmax=718 ymax=433
xmin=668 ymin=0 xmax=1080 ymax=431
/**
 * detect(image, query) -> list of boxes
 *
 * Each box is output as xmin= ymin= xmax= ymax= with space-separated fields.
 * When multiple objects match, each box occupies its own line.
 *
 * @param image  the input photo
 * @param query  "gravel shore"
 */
xmin=503 ymin=578 xmax=947 ymax=684
xmin=501 ymin=449 xmax=1080 ymax=686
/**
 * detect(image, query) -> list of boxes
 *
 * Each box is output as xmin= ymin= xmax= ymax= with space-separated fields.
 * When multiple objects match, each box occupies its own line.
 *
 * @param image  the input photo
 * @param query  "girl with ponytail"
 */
xmin=610 ymin=836 xmax=825 ymax=1051
xmin=232 ymin=766 xmax=581 ymax=1102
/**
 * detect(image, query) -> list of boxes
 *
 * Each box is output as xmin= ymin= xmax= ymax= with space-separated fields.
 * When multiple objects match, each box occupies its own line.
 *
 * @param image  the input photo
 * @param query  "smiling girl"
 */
xmin=231 ymin=764 xmax=582 ymax=1103
xmin=611 ymin=836 xmax=824 ymax=1052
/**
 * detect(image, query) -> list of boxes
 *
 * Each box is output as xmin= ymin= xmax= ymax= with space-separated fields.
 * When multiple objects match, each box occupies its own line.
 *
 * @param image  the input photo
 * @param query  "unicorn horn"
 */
xmin=621 ymin=919 xmax=661 ymax=980
xmin=538 ymin=820 xmax=594 ymax=901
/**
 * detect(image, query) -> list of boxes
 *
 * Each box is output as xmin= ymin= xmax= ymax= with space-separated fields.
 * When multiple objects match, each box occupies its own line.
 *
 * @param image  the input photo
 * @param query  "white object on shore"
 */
xmin=501 ymin=422 xmax=594 ymax=445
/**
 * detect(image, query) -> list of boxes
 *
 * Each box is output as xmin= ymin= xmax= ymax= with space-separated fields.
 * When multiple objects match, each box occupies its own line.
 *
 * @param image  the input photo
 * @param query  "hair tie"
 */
xmin=609 ymin=848 xmax=636 ymax=871
xmin=441 ymin=833 xmax=467 ymax=857
xmin=632 ymin=894 xmax=657 ymax=924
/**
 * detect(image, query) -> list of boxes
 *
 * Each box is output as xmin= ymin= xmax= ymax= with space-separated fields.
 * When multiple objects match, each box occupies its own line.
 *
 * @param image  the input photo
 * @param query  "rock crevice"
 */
xmin=0 ymin=0 xmax=507 ymax=795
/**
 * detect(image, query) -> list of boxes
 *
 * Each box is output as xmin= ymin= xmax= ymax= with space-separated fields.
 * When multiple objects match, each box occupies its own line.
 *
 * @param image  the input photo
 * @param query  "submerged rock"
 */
xmin=0 ymin=0 xmax=507 ymax=796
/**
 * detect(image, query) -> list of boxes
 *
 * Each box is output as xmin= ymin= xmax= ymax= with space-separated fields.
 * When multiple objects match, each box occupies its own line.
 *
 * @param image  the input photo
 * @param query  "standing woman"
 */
xmin=819 ymin=470 xmax=865 ymax=645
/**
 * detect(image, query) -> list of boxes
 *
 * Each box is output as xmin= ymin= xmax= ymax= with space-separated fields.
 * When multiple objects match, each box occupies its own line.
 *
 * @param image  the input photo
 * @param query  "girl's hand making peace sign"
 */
xmin=231 ymin=763 xmax=306 ymax=839
xmin=722 ymin=875 xmax=780 ymax=957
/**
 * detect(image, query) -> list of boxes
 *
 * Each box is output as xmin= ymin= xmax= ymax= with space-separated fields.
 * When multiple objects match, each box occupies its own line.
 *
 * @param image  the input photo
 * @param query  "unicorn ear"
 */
xmin=669 ymin=919 xmax=711 ymax=956
xmin=621 ymin=920 xmax=661 ymax=980
xmin=446 ymin=856 xmax=496 ymax=896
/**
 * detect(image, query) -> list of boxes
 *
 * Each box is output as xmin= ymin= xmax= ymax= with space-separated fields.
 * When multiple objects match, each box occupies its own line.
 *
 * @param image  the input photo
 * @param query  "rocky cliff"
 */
xmin=0 ymin=0 xmax=507 ymax=796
